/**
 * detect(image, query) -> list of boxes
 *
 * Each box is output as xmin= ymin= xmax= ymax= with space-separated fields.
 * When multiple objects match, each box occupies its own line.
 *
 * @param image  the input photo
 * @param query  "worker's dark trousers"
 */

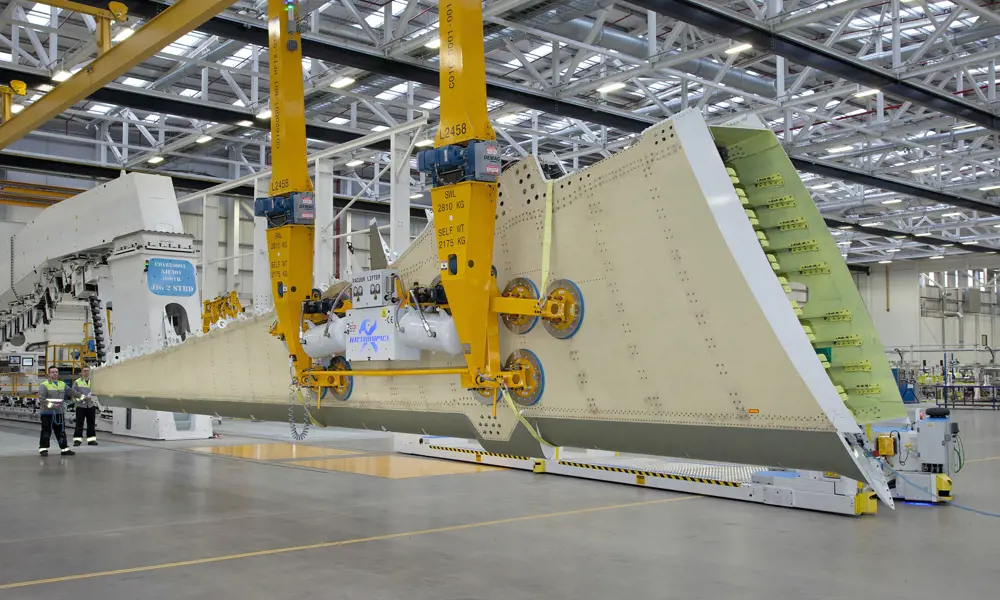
xmin=39 ymin=413 xmax=68 ymax=450
xmin=74 ymin=407 xmax=97 ymax=442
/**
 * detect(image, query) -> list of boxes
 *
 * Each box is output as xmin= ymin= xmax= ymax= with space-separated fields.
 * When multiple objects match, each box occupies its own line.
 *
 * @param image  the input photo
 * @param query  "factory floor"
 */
xmin=0 ymin=411 xmax=998 ymax=600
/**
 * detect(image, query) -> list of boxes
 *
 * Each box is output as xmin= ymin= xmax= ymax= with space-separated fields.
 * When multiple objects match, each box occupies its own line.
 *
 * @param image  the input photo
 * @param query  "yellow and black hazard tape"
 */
xmin=427 ymin=445 xmax=531 ymax=461
xmin=557 ymin=460 xmax=741 ymax=487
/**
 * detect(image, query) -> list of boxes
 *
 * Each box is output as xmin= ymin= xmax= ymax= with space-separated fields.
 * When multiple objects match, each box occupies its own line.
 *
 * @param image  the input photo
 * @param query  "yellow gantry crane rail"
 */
xmin=0 ymin=0 xmax=238 ymax=150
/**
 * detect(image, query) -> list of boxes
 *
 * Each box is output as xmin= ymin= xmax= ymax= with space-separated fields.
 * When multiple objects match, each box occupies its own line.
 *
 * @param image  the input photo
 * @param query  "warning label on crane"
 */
xmin=147 ymin=258 xmax=196 ymax=297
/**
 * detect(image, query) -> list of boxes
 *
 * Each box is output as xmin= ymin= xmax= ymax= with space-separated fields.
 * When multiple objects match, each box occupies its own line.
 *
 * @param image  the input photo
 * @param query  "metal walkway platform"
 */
xmin=395 ymin=435 xmax=877 ymax=517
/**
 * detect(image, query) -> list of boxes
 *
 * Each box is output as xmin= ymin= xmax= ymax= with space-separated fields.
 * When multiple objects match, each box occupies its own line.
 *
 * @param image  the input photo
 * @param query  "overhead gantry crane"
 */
xmin=256 ymin=0 xmax=584 ymax=417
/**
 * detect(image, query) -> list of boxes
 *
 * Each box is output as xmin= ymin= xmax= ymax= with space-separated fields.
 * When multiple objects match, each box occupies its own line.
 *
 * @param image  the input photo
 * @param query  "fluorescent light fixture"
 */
xmin=929 ymin=255 xmax=944 ymax=259
xmin=256 ymin=109 xmax=272 ymax=119
xmin=911 ymin=166 xmax=935 ymax=174
xmin=854 ymin=89 xmax=880 ymax=97
xmin=10 ymin=104 xmax=23 ymax=114
xmin=425 ymin=38 xmax=441 ymax=49
xmin=878 ymin=260 xmax=893 ymax=264
xmin=881 ymin=198 xmax=902 ymax=204
xmin=979 ymin=184 xmax=1000 ymax=191
xmin=953 ymin=123 xmax=977 ymax=130
xmin=941 ymin=243 xmax=955 ymax=247
xmin=415 ymin=138 xmax=434 ymax=147
xmin=330 ymin=77 xmax=356 ymax=89
xmin=237 ymin=120 xmax=253 ymax=127
xmin=827 ymin=146 xmax=854 ymax=153
xmin=811 ymin=183 xmax=833 ymax=190
xmin=113 ymin=28 xmax=134 ymax=42
xmin=51 ymin=70 xmax=72 ymax=82
xmin=195 ymin=135 xmax=213 ymax=144
xmin=891 ymin=235 xmax=907 ymax=239
xmin=863 ymin=222 xmax=883 ymax=227
xmin=147 ymin=156 xmax=164 ymax=164
xmin=915 ymin=232 xmax=932 ymax=236
xmin=941 ymin=212 xmax=963 ymax=218
xmin=963 ymin=241 xmax=980 ymax=245
xmin=37 ymin=83 xmax=53 ymax=92
xmin=409 ymin=193 xmax=423 ymax=199
xmin=886 ymin=248 xmax=901 ymax=252
xmin=596 ymin=82 xmax=627 ymax=94
xmin=725 ymin=43 xmax=752 ymax=54
xmin=346 ymin=159 xmax=364 ymax=167
xmin=837 ymin=225 xmax=854 ymax=230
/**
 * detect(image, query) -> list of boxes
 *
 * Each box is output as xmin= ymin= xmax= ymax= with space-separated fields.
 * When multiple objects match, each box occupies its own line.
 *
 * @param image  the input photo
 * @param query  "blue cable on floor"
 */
xmin=877 ymin=456 xmax=1000 ymax=518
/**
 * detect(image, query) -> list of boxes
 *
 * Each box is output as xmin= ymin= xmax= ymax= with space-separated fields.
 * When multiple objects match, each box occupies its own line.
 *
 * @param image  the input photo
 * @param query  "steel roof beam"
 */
xmin=628 ymin=0 xmax=1000 ymax=130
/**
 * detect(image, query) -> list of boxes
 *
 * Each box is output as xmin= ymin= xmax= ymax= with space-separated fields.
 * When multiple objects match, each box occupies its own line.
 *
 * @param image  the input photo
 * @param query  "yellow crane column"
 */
xmin=254 ymin=0 xmax=316 ymax=381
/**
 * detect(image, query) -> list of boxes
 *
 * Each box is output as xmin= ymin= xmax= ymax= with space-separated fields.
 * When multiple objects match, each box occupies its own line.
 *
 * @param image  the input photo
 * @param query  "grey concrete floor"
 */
xmin=0 ymin=411 xmax=998 ymax=600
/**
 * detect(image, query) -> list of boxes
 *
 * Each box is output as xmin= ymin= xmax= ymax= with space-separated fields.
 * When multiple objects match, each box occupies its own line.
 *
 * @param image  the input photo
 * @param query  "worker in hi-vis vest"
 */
xmin=37 ymin=365 xmax=75 ymax=456
xmin=71 ymin=366 xmax=98 ymax=446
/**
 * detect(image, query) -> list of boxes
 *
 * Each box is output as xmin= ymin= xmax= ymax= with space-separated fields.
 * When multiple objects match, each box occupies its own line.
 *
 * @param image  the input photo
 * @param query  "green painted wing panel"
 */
xmin=711 ymin=125 xmax=906 ymax=424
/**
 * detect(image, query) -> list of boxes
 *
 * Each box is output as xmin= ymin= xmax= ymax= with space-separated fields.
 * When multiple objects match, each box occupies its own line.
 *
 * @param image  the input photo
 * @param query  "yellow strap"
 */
xmin=539 ymin=180 xmax=554 ymax=297
xmin=500 ymin=386 xmax=553 ymax=448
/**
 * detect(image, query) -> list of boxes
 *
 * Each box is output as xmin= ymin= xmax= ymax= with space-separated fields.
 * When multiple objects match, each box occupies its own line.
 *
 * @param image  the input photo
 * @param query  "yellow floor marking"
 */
xmin=287 ymin=455 xmax=505 ymax=478
xmin=0 ymin=495 xmax=697 ymax=590
xmin=185 ymin=443 xmax=360 ymax=460
xmin=966 ymin=454 xmax=1000 ymax=463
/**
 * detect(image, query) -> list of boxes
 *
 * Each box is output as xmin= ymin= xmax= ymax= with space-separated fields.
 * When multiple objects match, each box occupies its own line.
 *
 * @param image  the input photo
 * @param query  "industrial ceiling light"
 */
xmin=863 ymin=222 xmax=883 ymax=227
xmin=915 ymin=232 xmax=932 ymax=236
xmin=330 ymin=77 xmax=356 ymax=89
xmin=409 ymin=193 xmax=423 ymax=199
xmin=810 ymin=183 xmax=833 ymax=190
xmin=891 ymin=235 xmax=907 ymax=239
xmin=596 ymin=82 xmax=627 ymax=94
xmin=941 ymin=212 xmax=962 ymax=218
xmin=148 ymin=156 xmax=164 ymax=164
xmin=725 ymin=43 xmax=752 ymax=54
xmin=962 ymin=241 xmax=979 ymax=245
xmin=878 ymin=260 xmax=893 ymax=264
xmin=51 ymin=70 xmax=72 ymax=82
xmin=911 ymin=166 xmax=935 ymax=174
xmin=10 ymin=104 xmax=24 ymax=114
xmin=237 ymin=120 xmax=254 ymax=127
xmin=414 ymin=138 xmax=434 ymax=147
xmin=837 ymin=225 xmax=854 ymax=230
xmin=113 ymin=27 xmax=134 ymax=42
xmin=979 ymin=184 xmax=1000 ymax=191
xmin=881 ymin=199 xmax=902 ymax=204
xmin=953 ymin=123 xmax=977 ymax=130
xmin=826 ymin=146 xmax=854 ymax=153
xmin=37 ymin=83 xmax=53 ymax=92
xmin=346 ymin=159 xmax=364 ymax=167
xmin=929 ymin=255 xmax=944 ymax=259
xmin=195 ymin=135 xmax=213 ymax=144
xmin=256 ymin=108 xmax=272 ymax=119
xmin=854 ymin=88 xmax=880 ymax=97
xmin=425 ymin=38 xmax=441 ymax=49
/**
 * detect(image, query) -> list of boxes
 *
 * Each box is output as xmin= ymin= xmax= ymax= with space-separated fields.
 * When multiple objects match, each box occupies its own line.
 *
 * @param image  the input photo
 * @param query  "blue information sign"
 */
xmin=147 ymin=258 xmax=196 ymax=297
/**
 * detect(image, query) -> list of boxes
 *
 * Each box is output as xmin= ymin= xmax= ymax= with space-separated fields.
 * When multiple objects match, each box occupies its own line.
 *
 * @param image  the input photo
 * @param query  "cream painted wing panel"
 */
xmin=94 ymin=110 xmax=887 ymax=497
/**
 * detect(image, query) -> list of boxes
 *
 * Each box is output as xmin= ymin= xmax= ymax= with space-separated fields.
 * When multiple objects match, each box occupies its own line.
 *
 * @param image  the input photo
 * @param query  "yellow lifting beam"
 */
xmin=0 ymin=0 xmax=237 ymax=152
xmin=264 ymin=0 xmax=315 ymax=379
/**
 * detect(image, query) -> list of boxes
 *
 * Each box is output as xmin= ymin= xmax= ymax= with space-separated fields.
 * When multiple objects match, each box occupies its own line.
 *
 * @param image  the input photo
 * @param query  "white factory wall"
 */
xmin=855 ymin=261 xmax=1000 ymax=365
